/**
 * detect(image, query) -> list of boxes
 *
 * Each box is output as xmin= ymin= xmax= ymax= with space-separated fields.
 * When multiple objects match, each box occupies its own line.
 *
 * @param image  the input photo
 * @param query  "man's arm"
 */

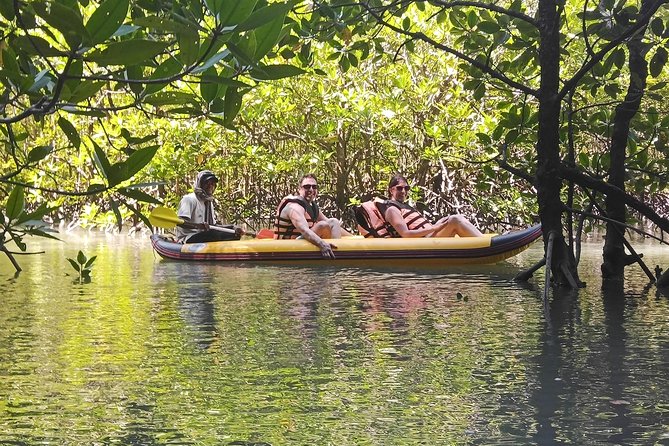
xmin=288 ymin=204 xmax=336 ymax=258
xmin=385 ymin=207 xmax=445 ymax=238
xmin=177 ymin=196 xmax=208 ymax=230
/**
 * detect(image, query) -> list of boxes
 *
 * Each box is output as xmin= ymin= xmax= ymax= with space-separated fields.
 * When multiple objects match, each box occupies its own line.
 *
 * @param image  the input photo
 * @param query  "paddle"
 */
xmin=149 ymin=206 xmax=257 ymax=237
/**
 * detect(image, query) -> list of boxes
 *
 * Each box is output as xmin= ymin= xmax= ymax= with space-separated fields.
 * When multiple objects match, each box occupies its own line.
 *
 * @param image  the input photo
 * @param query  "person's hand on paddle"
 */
xmin=199 ymin=222 xmax=210 ymax=231
xmin=318 ymin=241 xmax=337 ymax=259
xmin=234 ymin=226 xmax=244 ymax=238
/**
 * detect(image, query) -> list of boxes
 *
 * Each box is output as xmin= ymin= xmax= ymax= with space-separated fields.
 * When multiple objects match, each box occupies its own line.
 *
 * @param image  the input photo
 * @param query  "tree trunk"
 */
xmin=536 ymin=0 xmax=581 ymax=288
xmin=601 ymin=0 xmax=650 ymax=279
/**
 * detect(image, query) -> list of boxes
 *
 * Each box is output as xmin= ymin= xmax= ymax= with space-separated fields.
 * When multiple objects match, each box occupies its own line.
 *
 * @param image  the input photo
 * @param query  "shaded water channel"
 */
xmin=1 ymin=232 xmax=668 ymax=445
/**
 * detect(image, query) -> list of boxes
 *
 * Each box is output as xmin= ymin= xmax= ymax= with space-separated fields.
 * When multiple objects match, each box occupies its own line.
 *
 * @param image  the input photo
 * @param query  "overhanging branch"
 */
xmin=430 ymin=0 xmax=537 ymax=26
xmin=559 ymin=0 xmax=669 ymax=99
xmin=558 ymin=164 xmax=669 ymax=233
xmin=363 ymin=3 xmax=539 ymax=96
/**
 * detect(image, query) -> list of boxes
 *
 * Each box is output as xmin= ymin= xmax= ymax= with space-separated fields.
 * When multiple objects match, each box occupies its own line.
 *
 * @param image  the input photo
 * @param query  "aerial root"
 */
xmin=514 ymin=257 xmax=546 ymax=282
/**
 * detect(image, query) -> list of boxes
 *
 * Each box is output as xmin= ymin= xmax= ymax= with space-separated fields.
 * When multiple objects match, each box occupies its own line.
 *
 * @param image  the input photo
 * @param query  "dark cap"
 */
xmin=200 ymin=172 xmax=219 ymax=184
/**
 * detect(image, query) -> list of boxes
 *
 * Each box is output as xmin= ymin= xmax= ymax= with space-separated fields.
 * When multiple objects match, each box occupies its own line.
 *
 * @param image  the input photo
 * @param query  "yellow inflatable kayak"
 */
xmin=150 ymin=224 xmax=541 ymax=265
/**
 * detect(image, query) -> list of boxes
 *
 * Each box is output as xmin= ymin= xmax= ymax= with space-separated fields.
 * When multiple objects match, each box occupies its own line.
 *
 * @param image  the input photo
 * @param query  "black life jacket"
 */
xmin=273 ymin=196 xmax=319 ymax=239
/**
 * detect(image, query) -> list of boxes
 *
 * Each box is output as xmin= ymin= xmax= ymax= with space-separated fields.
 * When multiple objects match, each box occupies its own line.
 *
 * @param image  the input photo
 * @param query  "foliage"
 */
xmin=67 ymin=250 xmax=97 ymax=283
xmin=300 ymin=0 xmax=669 ymax=284
xmin=1 ymin=185 xmax=58 ymax=272
xmin=0 ymin=0 xmax=304 ymax=271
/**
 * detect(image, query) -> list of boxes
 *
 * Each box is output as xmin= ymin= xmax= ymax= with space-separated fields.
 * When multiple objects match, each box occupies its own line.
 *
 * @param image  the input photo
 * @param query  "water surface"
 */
xmin=1 ymin=232 xmax=668 ymax=445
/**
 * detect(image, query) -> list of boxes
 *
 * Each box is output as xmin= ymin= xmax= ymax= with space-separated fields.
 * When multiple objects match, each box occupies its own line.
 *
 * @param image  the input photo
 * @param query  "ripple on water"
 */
xmin=1 ymin=238 xmax=668 ymax=444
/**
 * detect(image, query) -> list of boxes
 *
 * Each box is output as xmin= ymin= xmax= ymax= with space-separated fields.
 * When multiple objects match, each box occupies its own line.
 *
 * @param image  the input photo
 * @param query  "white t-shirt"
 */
xmin=175 ymin=193 xmax=217 ymax=243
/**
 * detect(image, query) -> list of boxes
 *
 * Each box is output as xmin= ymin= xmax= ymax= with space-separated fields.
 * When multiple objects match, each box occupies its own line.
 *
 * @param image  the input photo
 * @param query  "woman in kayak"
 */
xmin=357 ymin=174 xmax=482 ymax=238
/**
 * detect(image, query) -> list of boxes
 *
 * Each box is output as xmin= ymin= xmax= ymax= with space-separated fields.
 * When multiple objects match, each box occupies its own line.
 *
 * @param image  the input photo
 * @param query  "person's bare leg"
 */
xmin=433 ymin=215 xmax=482 ymax=237
xmin=312 ymin=218 xmax=342 ymax=239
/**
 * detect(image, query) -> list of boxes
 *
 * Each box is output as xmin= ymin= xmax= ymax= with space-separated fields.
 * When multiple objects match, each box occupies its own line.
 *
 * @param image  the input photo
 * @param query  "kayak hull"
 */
xmin=150 ymin=224 xmax=542 ymax=265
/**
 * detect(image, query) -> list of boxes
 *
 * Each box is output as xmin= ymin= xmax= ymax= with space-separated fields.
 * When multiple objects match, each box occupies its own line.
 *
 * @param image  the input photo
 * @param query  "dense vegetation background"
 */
xmin=1 ymin=0 xmax=669 ymax=285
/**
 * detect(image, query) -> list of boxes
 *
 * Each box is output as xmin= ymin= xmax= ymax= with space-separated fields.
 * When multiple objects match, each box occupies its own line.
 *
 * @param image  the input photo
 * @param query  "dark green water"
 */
xmin=1 ymin=232 xmax=668 ymax=445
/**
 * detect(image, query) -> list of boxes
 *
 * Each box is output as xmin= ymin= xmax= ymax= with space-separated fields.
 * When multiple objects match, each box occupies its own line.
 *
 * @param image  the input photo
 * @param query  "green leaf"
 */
xmin=1 ymin=47 xmax=20 ymax=78
xmin=85 ymin=0 xmax=130 ymax=45
xmin=604 ymin=83 xmax=620 ymax=98
xmin=13 ymin=35 xmax=65 ymax=56
xmin=91 ymin=139 xmax=112 ymax=180
xmin=0 ymin=0 xmax=15 ymax=20
xmin=28 ymin=145 xmax=52 ymax=163
xmin=473 ymin=83 xmax=486 ymax=101
xmin=68 ymin=258 xmax=82 ymax=273
xmin=118 ymin=187 xmax=162 ymax=204
xmin=18 ymin=203 xmax=53 ymax=224
xmin=124 ymin=201 xmax=153 ymax=229
xmin=200 ymin=67 xmax=220 ymax=102
xmin=250 ymin=64 xmax=305 ymax=80
xmin=110 ymin=198 xmax=123 ymax=232
xmin=58 ymin=116 xmax=81 ymax=149
xmin=32 ymin=1 xmax=88 ymax=49
xmin=28 ymin=70 xmax=56 ymax=93
xmin=648 ymin=81 xmax=667 ymax=91
xmin=478 ymin=21 xmax=500 ymax=34
xmin=476 ymin=133 xmax=492 ymax=145
xmin=612 ymin=47 xmax=625 ymax=69
xmin=235 ymin=1 xmax=294 ymax=32
xmin=84 ymin=255 xmax=97 ymax=269
xmin=88 ymin=40 xmax=170 ymax=66
xmin=191 ymin=50 xmax=231 ymax=74
xmin=253 ymin=13 xmax=287 ymax=59
xmin=26 ymin=228 xmax=60 ymax=241
xmin=77 ymin=250 xmax=86 ymax=265
xmin=8 ymin=232 xmax=27 ymax=252
xmin=69 ymin=80 xmax=104 ymax=104
xmin=650 ymin=47 xmax=668 ymax=78
xmin=112 ymin=24 xmax=139 ymax=38
xmin=224 ymin=87 xmax=242 ymax=126
xmin=339 ymin=54 xmax=350 ymax=72
xmin=177 ymin=29 xmax=200 ymax=66
xmin=144 ymin=57 xmax=183 ymax=95
xmin=505 ymin=129 xmax=519 ymax=144
xmin=210 ymin=97 xmax=225 ymax=113
xmin=119 ymin=130 xmax=158 ymax=145
xmin=108 ymin=145 xmax=159 ymax=186
xmin=651 ymin=17 xmax=664 ymax=37
xmin=6 ymin=186 xmax=25 ymax=220
xmin=215 ymin=0 xmax=258 ymax=26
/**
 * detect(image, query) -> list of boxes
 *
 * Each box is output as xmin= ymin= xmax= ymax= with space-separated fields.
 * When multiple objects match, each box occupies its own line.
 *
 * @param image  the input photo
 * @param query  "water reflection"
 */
xmin=153 ymin=262 xmax=218 ymax=350
xmin=1 ymin=238 xmax=669 ymax=444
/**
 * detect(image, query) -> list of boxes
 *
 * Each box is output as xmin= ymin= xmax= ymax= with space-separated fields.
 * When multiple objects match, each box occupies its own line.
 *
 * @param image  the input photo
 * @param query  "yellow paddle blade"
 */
xmin=149 ymin=206 xmax=184 ymax=229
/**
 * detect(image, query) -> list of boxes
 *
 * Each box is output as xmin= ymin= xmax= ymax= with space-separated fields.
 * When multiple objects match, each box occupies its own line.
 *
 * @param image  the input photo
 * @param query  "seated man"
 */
xmin=357 ymin=174 xmax=482 ymax=238
xmin=274 ymin=174 xmax=347 ymax=258
xmin=176 ymin=170 xmax=242 ymax=243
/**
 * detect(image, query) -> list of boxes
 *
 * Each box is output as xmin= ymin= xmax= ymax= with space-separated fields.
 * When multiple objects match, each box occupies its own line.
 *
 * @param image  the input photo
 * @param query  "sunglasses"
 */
xmin=394 ymin=186 xmax=411 ymax=191
xmin=301 ymin=184 xmax=319 ymax=190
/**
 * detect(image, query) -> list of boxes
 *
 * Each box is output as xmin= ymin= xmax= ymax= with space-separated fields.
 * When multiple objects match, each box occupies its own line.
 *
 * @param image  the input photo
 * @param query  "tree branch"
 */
xmin=559 ymin=0 xmax=669 ymax=99
xmin=430 ymin=0 xmax=538 ymax=26
xmin=558 ymin=164 xmax=669 ymax=233
xmin=362 ymin=3 xmax=539 ymax=96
